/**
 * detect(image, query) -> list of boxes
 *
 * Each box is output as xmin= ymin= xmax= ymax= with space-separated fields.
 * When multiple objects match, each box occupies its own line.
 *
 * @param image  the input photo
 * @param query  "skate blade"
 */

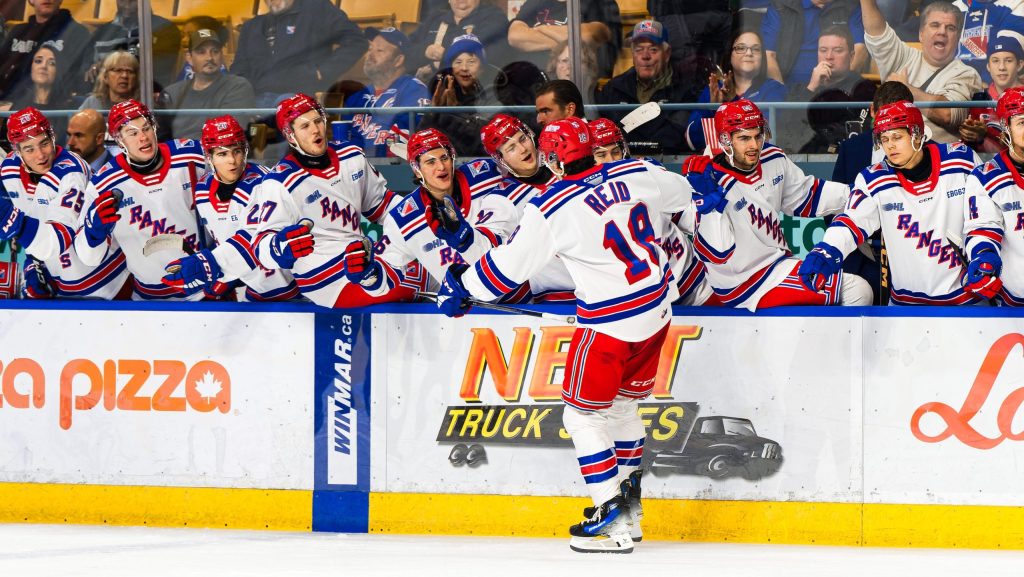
xmin=569 ymin=534 xmax=634 ymax=554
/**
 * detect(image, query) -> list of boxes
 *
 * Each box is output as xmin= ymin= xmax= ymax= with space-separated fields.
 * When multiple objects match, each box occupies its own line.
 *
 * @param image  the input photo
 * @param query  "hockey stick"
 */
xmin=418 ymin=291 xmax=577 ymax=324
xmin=388 ymin=141 xmax=408 ymax=160
xmin=620 ymin=102 xmax=661 ymax=134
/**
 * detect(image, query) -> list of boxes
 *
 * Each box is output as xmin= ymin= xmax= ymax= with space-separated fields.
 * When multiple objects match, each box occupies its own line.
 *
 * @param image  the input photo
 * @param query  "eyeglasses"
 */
xmin=108 ymin=67 xmax=137 ymax=76
xmin=733 ymin=44 xmax=763 ymax=55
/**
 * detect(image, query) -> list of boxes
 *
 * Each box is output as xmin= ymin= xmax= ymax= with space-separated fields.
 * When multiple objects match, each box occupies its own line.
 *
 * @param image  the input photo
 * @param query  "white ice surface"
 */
xmin=1 ymin=524 xmax=1023 ymax=577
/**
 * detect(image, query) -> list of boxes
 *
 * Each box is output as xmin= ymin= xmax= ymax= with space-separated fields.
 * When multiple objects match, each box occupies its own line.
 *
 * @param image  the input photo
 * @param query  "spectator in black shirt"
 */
xmin=508 ymin=0 xmax=620 ymax=79
xmin=232 ymin=0 xmax=367 ymax=108
xmin=0 ymin=0 xmax=89 ymax=100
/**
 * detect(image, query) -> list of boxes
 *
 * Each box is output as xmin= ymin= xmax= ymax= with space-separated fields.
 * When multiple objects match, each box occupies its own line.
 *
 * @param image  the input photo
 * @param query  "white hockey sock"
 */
xmin=606 ymin=396 xmax=645 ymax=480
xmin=562 ymin=405 xmax=620 ymax=506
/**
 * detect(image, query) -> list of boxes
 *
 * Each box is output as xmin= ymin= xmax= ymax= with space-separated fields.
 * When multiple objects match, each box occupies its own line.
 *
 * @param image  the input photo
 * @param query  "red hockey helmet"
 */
xmin=873 ymin=100 xmax=924 ymax=139
xmin=481 ymin=113 xmax=533 ymax=159
xmin=538 ymin=117 xmax=593 ymax=170
xmin=7 ymin=106 xmax=53 ymax=146
xmin=713 ymin=99 xmax=768 ymax=147
xmin=201 ymin=115 xmax=248 ymax=154
xmin=588 ymin=117 xmax=628 ymax=153
xmin=108 ymin=99 xmax=155 ymax=136
xmin=407 ymin=128 xmax=456 ymax=165
xmin=275 ymin=93 xmax=326 ymax=141
xmin=997 ymin=87 xmax=1024 ymax=125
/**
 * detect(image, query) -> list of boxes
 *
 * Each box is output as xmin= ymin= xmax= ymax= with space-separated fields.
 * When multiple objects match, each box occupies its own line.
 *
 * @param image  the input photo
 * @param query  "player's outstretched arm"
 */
xmin=461 ymin=206 xmax=556 ymax=302
xmin=780 ymin=156 xmax=850 ymax=218
xmin=821 ymin=175 xmax=882 ymax=259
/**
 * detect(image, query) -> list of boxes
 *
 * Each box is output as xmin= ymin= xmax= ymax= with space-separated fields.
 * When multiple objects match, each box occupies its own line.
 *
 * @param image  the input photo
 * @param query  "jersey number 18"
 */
xmin=603 ymin=202 xmax=659 ymax=284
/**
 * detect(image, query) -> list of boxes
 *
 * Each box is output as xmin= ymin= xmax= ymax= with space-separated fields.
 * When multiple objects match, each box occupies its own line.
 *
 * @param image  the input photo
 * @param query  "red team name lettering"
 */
xmin=320 ymin=198 xmax=360 ymax=231
xmin=1015 ymin=213 xmax=1024 ymax=231
xmin=746 ymin=205 xmax=786 ymax=246
xmin=896 ymin=214 xmax=961 ymax=269
xmin=439 ymin=248 xmax=467 ymax=267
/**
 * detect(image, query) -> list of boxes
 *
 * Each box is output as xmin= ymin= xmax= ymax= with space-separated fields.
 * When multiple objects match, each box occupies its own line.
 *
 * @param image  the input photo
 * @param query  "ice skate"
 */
xmin=569 ymin=495 xmax=634 ymax=554
xmin=582 ymin=472 xmax=643 ymax=542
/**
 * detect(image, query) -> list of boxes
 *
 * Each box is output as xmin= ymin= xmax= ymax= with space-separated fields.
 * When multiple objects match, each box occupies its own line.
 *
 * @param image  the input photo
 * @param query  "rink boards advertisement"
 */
xmin=0 ymin=308 xmax=315 ymax=490
xmin=371 ymin=313 xmax=863 ymax=503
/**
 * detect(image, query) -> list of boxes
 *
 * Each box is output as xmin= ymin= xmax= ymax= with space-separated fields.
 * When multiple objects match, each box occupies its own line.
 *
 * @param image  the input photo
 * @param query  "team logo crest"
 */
xmin=467 ymin=160 xmax=489 ymax=177
xmin=56 ymin=159 xmax=75 ymax=169
xmin=399 ymin=198 xmax=417 ymax=217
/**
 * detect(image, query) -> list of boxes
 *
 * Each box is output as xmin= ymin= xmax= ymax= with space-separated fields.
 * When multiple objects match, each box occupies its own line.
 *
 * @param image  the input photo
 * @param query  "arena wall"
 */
xmin=1 ymin=301 xmax=1023 ymax=548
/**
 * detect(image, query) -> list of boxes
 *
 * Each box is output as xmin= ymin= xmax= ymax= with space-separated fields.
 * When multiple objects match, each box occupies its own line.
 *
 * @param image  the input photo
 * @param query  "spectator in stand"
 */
xmin=418 ymin=34 xmax=497 ymax=156
xmin=345 ymin=27 xmax=431 ymax=158
xmin=408 ymin=0 xmax=511 ymax=84
xmin=79 ymin=51 xmax=139 ymax=111
xmin=685 ymin=28 xmax=785 ymax=153
xmin=65 ymin=109 xmax=112 ymax=173
xmin=174 ymin=16 xmax=228 ymax=83
xmin=964 ymin=36 xmax=1024 ymax=153
xmin=0 ymin=0 xmax=90 ymax=100
xmin=492 ymin=60 xmax=547 ymax=132
xmin=164 ymin=29 xmax=256 ymax=140
xmin=82 ymin=0 xmax=181 ymax=91
xmin=508 ymin=0 xmax=620 ymax=79
xmin=648 ymin=0 xmax=733 ymax=85
xmin=784 ymin=25 xmax=876 ymax=152
xmin=535 ymin=79 xmax=583 ymax=127
xmin=232 ymin=0 xmax=367 ymax=108
xmin=861 ymin=0 xmax=983 ymax=143
xmin=596 ymin=19 xmax=695 ymax=155
xmin=763 ymin=0 xmax=867 ymax=86
xmin=955 ymin=0 xmax=1024 ymax=85
xmin=547 ymin=40 xmax=598 ymax=101
xmin=6 ymin=42 xmax=73 ymax=140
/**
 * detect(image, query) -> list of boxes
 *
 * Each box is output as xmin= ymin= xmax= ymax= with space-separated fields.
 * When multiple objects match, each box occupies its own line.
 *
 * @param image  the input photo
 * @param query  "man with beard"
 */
xmin=345 ymin=27 xmax=430 ymax=158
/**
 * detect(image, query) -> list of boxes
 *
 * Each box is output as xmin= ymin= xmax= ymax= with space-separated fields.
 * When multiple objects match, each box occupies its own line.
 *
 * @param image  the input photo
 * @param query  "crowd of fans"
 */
xmin=0 ymin=0 xmax=1020 ymax=158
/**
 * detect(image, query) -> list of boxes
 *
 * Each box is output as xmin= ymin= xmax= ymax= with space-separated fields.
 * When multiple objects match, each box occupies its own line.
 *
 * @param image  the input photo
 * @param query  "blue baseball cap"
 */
xmin=366 ymin=27 xmax=410 ymax=55
xmin=988 ymin=35 xmax=1024 ymax=59
xmin=443 ymin=34 xmax=486 ymax=69
xmin=630 ymin=19 xmax=667 ymax=45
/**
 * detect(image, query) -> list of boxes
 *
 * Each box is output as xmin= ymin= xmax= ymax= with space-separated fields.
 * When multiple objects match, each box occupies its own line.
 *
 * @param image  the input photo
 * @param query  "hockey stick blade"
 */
xmin=620 ymin=102 xmax=661 ymax=134
xmin=389 ymin=141 xmax=409 ymax=160
xmin=143 ymin=233 xmax=185 ymax=257
xmin=419 ymin=291 xmax=576 ymax=324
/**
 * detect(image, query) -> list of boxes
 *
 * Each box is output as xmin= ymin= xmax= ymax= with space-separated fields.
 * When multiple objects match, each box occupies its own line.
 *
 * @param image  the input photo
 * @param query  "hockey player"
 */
xmin=375 ymin=128 xmax=527 ymax=300
xmin=74 ymin=99 xmax=209 ymax=300
xmin=589 ymin=117 xmax=716 ymax=307
xmin=801 ymin=100 xmax=983 ymax=305
xmin=161 ymin=115 xmax=301 ymax=301
xmin=0 ymin=107 xmax=129 ymax=299
xmin=682 ymin=99 xmax=872 ymax=309
xmin=959 ymin=87 xmax=1024 ymax=304
xmin=480 ymin=112 xmax=574 ymax=302
xmin=246 ymin=93 xmax=411 ymax=307
xmin=435 ymin=118 xmax=728 ymax=554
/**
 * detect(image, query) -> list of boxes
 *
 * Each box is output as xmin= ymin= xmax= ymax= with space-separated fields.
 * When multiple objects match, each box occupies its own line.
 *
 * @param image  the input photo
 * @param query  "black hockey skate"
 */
xmin=569 ymin=495 xmax=634 ymax=554
xmin=582 ymin=470 xmax=643 ymax=542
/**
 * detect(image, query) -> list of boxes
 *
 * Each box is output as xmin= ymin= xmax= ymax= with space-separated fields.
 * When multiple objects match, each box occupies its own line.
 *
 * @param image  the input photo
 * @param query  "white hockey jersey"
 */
xmin=195 ymin=162 xmax=301 ymax=301
xmin=462 ymin=159 xmax=696 ymax=342
xmin=75 ymin=139 xmax=206 ymax=300
xmin=693 ymin=144 xmax=850 ymax=310
xmin=1 ymin=147 xmax=128 ymax=298
xmin=488 ymin=169 xmax=577 ymax=302
xmin=251 ymin=140 xmax=397 ymax=307
xmin=824 ymin=142 xmax=981 ymax=305
xmin=963 ymin=150 xmax=1024 ymax=305
xmin=378 ymin=158 xmax=529 ymax=301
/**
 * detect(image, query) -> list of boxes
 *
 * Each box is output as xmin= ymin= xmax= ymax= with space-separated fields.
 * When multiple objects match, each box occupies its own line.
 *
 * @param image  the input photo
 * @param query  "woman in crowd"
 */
xmin=7 ymin=42 xmax=73 ymax=139
xmin=418 ymin=34 xmax=497 ymax=156
xmin=547 ymin=41 xmax=598 ymax=101
xmin=79 ymin=51 xmax=140 ymax=110
xmin=685 ymin=28 xmax=785 ymax=152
